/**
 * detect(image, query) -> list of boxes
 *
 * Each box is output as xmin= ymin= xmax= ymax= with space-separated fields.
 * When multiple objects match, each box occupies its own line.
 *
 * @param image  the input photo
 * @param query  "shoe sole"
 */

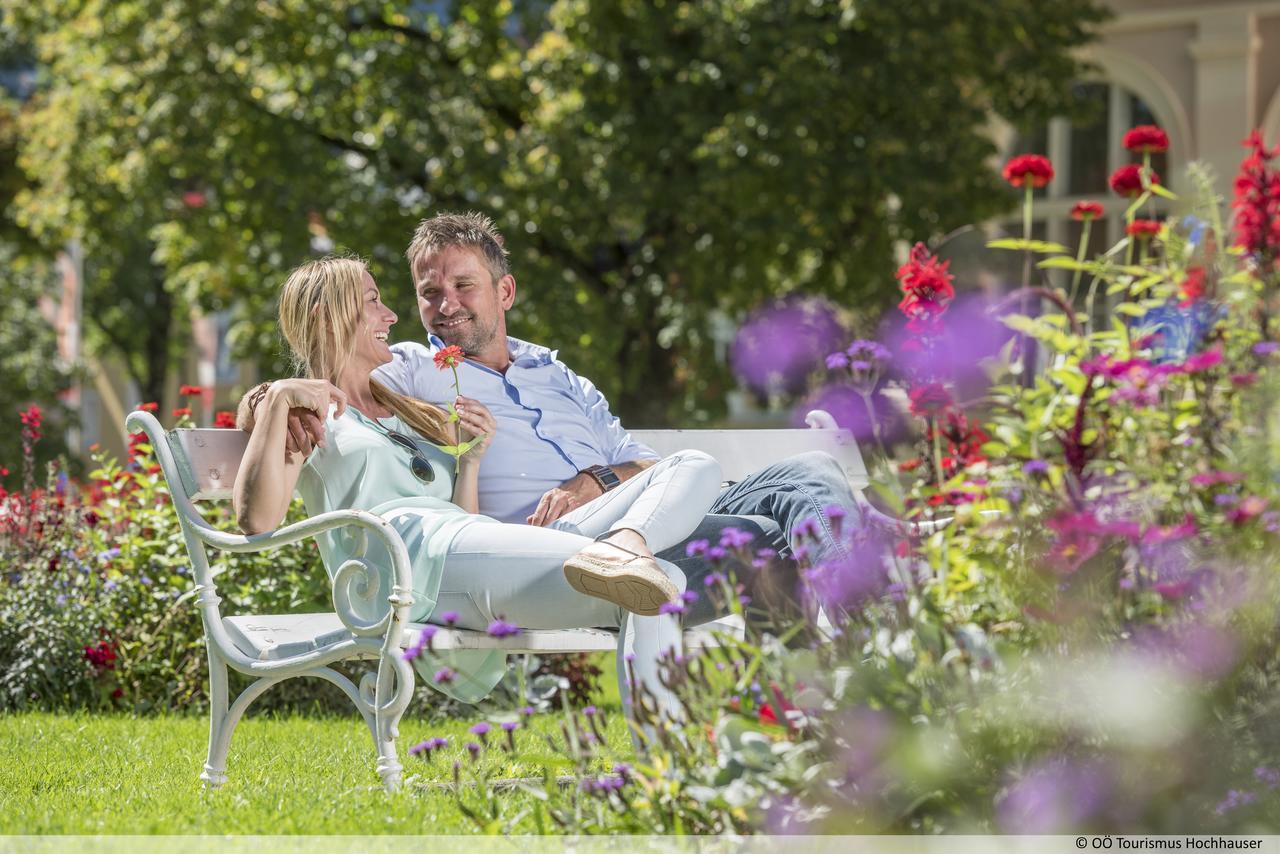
xmin=562 ymin=555 xmax=680 ymax=617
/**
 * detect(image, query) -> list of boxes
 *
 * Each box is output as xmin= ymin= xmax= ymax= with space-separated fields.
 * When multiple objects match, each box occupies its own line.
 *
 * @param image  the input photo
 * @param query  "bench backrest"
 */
xmin=165 ymin=416 xmax=867 ymax=501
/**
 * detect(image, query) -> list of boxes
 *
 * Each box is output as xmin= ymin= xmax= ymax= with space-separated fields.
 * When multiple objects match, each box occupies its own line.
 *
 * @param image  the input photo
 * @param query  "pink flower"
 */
xmin=1178 ymin=345 xmax=1223 ymax=374
xmin=433 ymin=345 xmax=466 ymax=370
xmin=1122 ymin=125 xmax=1170 ymax=154
xmin=1002 ymin=154 xmax=1055 ymax=189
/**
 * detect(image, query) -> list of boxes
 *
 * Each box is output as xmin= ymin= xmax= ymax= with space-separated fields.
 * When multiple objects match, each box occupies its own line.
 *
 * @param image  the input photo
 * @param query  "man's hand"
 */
xmin=284 ymin=408 xmax=326 ymax=456
xmin=527 ymin=472 xmax=604 ymax=526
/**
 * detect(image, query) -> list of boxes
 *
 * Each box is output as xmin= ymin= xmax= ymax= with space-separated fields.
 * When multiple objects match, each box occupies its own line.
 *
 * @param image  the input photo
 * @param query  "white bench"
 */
xmin=124 ymin=408 xmax=871 ymax=791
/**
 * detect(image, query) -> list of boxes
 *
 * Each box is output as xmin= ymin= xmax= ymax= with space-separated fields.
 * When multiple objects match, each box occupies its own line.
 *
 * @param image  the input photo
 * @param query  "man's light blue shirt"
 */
xmin=374 ymin=336 xmax=659 ymax=523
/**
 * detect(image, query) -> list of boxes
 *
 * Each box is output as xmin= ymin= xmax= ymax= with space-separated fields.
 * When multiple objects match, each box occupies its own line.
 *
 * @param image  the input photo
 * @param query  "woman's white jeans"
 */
xmin=431 ymin=450 xmax=722 ymax=723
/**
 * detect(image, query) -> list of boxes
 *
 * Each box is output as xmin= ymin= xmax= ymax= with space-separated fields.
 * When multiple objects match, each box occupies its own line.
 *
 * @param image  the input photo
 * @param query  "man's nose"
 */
xmin=437 ymin=292 xmax=459 ymax=316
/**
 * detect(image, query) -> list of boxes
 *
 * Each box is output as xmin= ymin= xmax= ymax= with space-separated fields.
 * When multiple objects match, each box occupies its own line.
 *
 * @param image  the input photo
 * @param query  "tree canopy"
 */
xmin=3 ymin=0 xmax=1107 ymax=424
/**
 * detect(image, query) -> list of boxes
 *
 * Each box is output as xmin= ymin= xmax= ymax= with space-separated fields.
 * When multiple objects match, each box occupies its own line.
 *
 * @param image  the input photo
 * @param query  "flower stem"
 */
xmin=1021 ymin=183 xmax=1034 ymax=292
xmin=1068 ymin=218 xmax=1092 ymax=307
xmin=450 ymin=365 xmax=462 ymax=476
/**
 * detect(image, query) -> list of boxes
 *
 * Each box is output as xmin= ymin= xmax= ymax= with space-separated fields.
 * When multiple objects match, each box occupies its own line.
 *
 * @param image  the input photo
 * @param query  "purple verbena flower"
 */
xmin=433 ymin=667 xmax=455 ymax=684
xmin=469 ymin=722 xmax=491 ymax=737
xmin=1022 ymin=459 xmax=1049 ymax=477
xmin=582 ymin=705 xmax=598 ymax=717
xmin=706 ymin=545 xmax=727 ymax=561
xmin=684 ymin=539 xmax=709 ymax=558
xmin=681 ymin=590 xmax=698 ymax=605
xmin=1215 ymin=789 xmax=1257 ymax=816
xmin=658 ymin=601 xmax=687 ymax=616
xmin=486 ymin=619 xmax=521 ymax=638
xmin=825 ymin=352 xmax=850 ymax=370
xmin=718 ymin=526 xmax=755 ymax=549
xmin=501 ymin=721 xmax=519 ymax=732
xmin=1252 ymin=341 xmax=1279 ymax=357
xmin=438 ymin=610 xmax=459 ymax=626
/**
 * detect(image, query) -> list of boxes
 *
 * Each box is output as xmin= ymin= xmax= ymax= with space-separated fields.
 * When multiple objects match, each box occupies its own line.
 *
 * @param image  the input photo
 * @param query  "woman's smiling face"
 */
xmin=352 ymin=270 xmax=398 ymax=370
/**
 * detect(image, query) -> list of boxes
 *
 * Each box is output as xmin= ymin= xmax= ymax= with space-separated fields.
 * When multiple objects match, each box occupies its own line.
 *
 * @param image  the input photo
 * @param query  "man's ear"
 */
xmin=498 ymin=274 xmax=516 ymax=310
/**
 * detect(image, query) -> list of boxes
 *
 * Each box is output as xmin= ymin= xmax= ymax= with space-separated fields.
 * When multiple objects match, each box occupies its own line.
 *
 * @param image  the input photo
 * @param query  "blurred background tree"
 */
xmin=1 ymin=0 xmax=1106 ymax=426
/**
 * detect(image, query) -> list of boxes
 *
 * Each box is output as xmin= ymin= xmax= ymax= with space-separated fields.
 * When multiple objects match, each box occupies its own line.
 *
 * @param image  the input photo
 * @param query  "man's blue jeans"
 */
xmin=655 ymin=451 xmax=861 ymax=626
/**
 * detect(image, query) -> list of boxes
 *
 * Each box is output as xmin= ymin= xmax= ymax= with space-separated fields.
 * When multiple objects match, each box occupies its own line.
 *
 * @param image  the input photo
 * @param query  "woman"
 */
xmin=232 ymin=256 xmax=721 ymax=720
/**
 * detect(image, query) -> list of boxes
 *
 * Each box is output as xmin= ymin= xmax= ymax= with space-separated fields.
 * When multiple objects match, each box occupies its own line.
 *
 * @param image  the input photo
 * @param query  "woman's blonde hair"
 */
xmin=277 ymin=256 xmax=451 ymax=445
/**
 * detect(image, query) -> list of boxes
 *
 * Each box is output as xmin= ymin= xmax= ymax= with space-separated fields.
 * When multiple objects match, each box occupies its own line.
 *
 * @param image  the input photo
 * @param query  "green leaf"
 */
xmin=1149 ymin=183 xmax=1178 ymax=201
xmin=1037 ymin=256 xmax=1090 ymax=271
xmin=986 ymin=238 xmax=1070 ymax=254
xmin=1113 ymin=303 xmax=1148 ymax=317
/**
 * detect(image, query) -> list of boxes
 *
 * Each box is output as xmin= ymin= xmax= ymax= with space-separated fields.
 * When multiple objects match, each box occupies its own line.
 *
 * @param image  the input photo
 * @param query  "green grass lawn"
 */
xmin=0 ymin=686 xmax=631 ymax=833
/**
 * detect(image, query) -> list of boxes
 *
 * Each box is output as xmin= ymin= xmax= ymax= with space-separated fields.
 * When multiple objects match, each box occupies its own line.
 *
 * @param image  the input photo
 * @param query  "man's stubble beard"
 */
xmin=434 ymin=314 xmax=501 ymax=356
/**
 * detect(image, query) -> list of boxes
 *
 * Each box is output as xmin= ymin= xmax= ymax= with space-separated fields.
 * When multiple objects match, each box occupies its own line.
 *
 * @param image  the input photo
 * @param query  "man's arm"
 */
xmin=527 ymin=363 xmax=662 ymax=526
xmin=237 ymin=381 xmax=326 ymax=455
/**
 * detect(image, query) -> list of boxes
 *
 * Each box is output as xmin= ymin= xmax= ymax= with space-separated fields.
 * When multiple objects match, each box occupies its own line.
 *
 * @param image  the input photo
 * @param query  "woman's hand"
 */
xmin=455 ymin=396 xmax=495 ymax=460
xmin=266 ymin=379 xmax=348 ymax=424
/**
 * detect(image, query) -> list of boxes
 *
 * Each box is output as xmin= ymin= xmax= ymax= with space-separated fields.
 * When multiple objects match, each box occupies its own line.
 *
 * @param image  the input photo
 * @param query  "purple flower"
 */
xmin=847 ymin=339 xmax=891 ymax=363
xmin=408 ymin=736 xmax=448 ymax=758
xmin=501 ymin=721 xmax=519 ymax=732
xmin=824 ymin=505 xmax=848 ymax=522
xmin=825 ymin=351 xmax=850 ymax=370
xmin=465 ymin=741 xmax=482 ymax=761
xmin=703 ymin=571 xmax=727 ymax=587
xmin=438 ymin=610 xmax=459 ymax=626
xmin=1252 ymin=341 xmax=1279 ymax=357
xmin=433 ymin=667 xmax=455 ymax=684
xmin=731 ymin=296 xmax=846 ymax=395
xmin=793 ymin=517 xmax=821 ymax=540
xmin=681 ymin=590 xmax=698 ymax=605
xmin=519 ymin=705 xmax=536 ymax=717
xmin=1022 ymin=459 xmax=1049 ymax=477
xmin=684 ymin=539 xmax=709 ymax=558
xmin=582 ymin=705 xmax=598 ymax=717
xmin=402 ymin=624 xmax=439 ymax=660
xmin=707 ymin=545 xmax=727 ymax=561
xmin=718 ymin=527 xmax=755 ymax=549
xmin=996 ymin=758 xmax=1112 ymax=833
xmin=849 ymin=360 xmax=872 ymax=372
xmin=486 ymin=619 xmax=521 ymax=638
xmin=658 ymin=601 xmax=687 ymax=616
xmin=469 ymin=722 xmax=491 ymax=737
xmin=1255 ymin=767 xmax=1280 ymax=789
xmin=1215 ymin=789 xmax=1257 ymax=816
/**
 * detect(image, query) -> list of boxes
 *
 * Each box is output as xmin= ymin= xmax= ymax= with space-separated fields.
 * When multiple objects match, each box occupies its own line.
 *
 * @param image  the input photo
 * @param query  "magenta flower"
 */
xmin=438 ymin=611 xmax=459 ymax=626
xmin=433 ymin=667 xmax=455 ymax=684
xmin=469 ymin=722 xmax=491 ymax=737
xmin=684 ymin=539 xmax=709 ymax=558
xmin=1177 ymin=344 xmax=1223 ymax=373
xmin=825 ymin=351 xmax=850 ymax=370
xmin=658 ymin=601 xmax=687 ymax=616
xmin=1190 ymin=470 xmax=1244 ymax=488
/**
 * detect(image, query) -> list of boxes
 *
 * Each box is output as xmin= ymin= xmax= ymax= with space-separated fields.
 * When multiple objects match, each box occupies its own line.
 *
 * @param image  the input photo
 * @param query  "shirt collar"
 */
xmin=426 ymin=333 xmax=557 ymax=368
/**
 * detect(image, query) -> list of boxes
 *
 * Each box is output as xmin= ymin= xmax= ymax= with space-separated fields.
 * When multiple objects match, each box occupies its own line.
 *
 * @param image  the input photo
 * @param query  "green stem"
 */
xmin=450 ymin=364 xmax=462 ymax=476
xmin=1021 ymin=183 xmax=1034 ymax=292
xmin=1068 ymin=218 xmax=1092 ymax=307
xmin=931 ymin=419 xmax=946 ymax=495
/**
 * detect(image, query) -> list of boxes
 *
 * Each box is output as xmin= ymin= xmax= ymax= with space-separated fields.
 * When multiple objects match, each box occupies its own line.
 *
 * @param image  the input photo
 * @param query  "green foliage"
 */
xmin=3 ymin=0 xmax=1107 ymax=424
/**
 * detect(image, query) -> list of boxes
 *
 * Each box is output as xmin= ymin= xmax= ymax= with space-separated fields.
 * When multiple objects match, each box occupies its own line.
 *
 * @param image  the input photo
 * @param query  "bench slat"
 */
xmin=223 ymin=613 xmax=745 ymax=661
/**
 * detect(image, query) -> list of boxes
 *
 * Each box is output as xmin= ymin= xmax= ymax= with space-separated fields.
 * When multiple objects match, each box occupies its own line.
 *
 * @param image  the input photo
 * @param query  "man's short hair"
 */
xmin=406 ymin=211 xmax=510 ymax=286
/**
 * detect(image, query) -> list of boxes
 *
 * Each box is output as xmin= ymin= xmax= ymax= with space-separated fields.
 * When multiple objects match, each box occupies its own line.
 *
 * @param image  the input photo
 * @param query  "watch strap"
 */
xmin=583 ymin=464 xmax=621 ymax=492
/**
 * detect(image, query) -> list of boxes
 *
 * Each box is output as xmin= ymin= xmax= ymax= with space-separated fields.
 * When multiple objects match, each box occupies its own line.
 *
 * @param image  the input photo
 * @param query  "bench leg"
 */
xmin=201 ymin=652 xmax=230 ymax=789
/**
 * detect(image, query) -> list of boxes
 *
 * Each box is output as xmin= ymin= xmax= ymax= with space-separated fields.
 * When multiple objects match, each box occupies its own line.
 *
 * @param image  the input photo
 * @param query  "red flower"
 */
xmin=1125 ymin=219 xmax=1161 ymax=238
xmin=898 ymin=457 xmax=923 ymax=473
xmin=1231 ymin=130 xmax=1280 ymax=265
xmin=1122 ymin=125 xmax=1170 ymax=154
xmin=171 ymin=407 xmax=192 ymax=419
xmin=908 ymin=383 xmax=953 ymax=418
xmin=1070 ymin=201 xmax=1104 ymax=221
xmin=213 ymin=410 xmax=237 ymax=429
xmin=1109 ymin=164 xmax=1161 ymax=198
xmin=433 ymin=345 xmax=466 ymax=370
xmin=1179 ymin=266 xmax=1206 ymax=306
xmin=138 ymin=402 xmax=159 ymax=413
xmin=84 ymin=641 xmax=117 ymax=671
xmin=1002 ymin=154 xmax=1055 ymax=189
xmin=179 ymin=384 xmax=203 ymax=397
xmin=896 ymin=242 xmax=955 ymax=331
xmin=758 ymin=702 xmax=779 ymax=727
xmin=181 ymin=190 xmax=207 ymax=209
xmin=18 ymin=404 xmax=42 ymax=430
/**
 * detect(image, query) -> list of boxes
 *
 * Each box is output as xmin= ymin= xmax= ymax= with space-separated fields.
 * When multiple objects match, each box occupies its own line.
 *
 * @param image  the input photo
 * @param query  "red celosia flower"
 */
xmin=213 ymin=410 xmax=237 ymax=429
xmin=929 ymin=410 xmax=990 ymax=475
xmin=138 ymin=402 xmax=159 ymax=412
xmin=18 ymin=404 xmax=42 ymax=431
xmin=1122 ymin=125 xmax=1170 ymax=154
xmin=1179 ymin=266 xmax=1206 ymax=306
xmin=433 ymin=345 xmax=466 ymax=370
xmin=908 ymin=383 xmax=953 ymax=418
xmin=171 ymin=407 xmax=192 ymax=419
xmin=1070 ymin=201 xmax=1104 ymax=221
xmin=179 ymin=384 xmax=203 ymax=397
xmin=1126 ymin=219 xmax=1161 ymax=238
xmin=1109 ymin=164 xmax=1161 ymax=198
xmin=84 ymin=641 xmax=117 ymax=671
xmin=1002 ymin=154 xmax=1055 ymax=189
xmin=1231 ymin=130 xmax=1280 ymax=267
xmin=758 ymin=703 xmax=779 ymax=727
xmin=895 ymin=242 xmax=955 ymax=333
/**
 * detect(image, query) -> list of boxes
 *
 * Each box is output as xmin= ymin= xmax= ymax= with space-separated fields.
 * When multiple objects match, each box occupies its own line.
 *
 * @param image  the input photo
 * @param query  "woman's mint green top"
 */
xmin=296 ymin=406 xmax=506 ymax=703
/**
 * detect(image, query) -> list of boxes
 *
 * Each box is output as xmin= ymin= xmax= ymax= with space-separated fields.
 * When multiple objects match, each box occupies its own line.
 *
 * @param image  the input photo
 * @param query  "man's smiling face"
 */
xmin=413 ymin=245 xmax=515 ymax=359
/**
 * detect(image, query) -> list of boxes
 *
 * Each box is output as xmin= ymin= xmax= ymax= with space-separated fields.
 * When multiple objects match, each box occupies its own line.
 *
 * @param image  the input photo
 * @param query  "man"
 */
xmin=242 ymin=212 xmax=861 ymax=625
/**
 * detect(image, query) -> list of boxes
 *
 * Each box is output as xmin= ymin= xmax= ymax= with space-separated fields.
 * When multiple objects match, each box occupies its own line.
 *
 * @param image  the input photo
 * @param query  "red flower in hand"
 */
xmin=1122 ymin=125 xmax=1170 ymax=154
xmin=1125 ymin=219 xmax=1162 ymax=238
xmin=1110 ymin=164 xmax=1160 ymax=198
xmin=908 ymin=383 xmax=953 ymax=418
xmin=433 ymin=345 xmax=466 ymax=370
xmin=1070 ymin=201 xmax=1104 ymax=221
xmin=1002 ymin=154 xmax=1055 ymax=189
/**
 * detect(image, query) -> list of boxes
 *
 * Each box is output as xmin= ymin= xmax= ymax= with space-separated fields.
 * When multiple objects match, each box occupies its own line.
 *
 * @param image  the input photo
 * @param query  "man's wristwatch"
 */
xmin=581 ymin=464 xmax=621 ymax=493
